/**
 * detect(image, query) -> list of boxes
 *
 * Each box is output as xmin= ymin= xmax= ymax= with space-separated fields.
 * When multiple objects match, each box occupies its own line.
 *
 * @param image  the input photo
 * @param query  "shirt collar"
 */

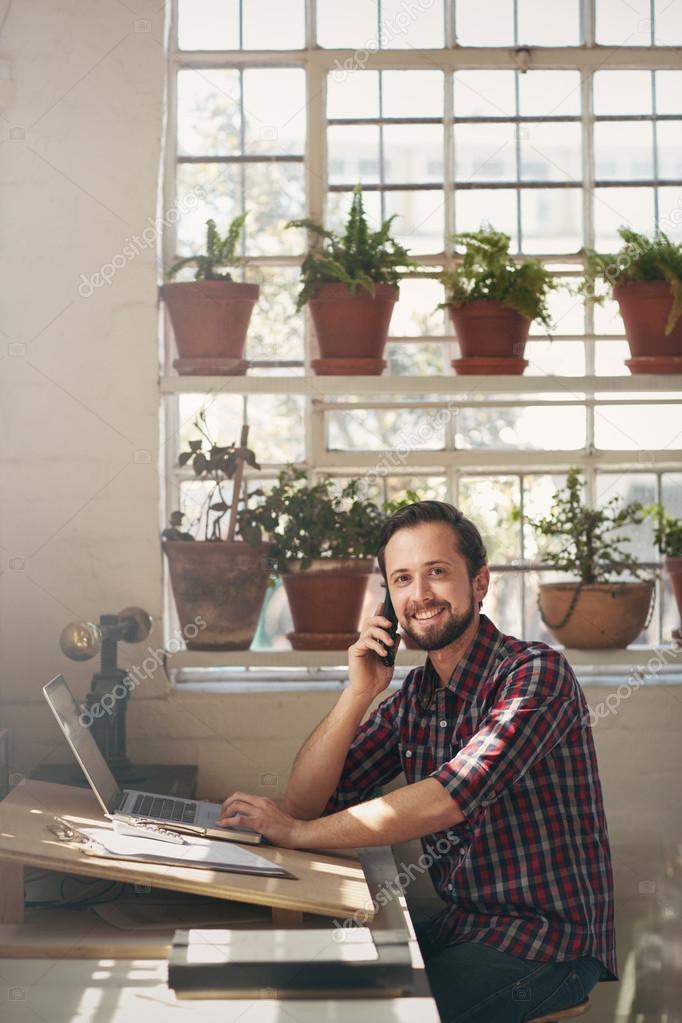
xmin=417 ymin=613 xmax=504 ymax=711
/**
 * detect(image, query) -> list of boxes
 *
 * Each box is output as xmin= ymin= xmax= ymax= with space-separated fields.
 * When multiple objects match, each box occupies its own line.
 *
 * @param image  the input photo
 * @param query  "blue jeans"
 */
xmin=414 ymin=919 xmax=603 ymax=1023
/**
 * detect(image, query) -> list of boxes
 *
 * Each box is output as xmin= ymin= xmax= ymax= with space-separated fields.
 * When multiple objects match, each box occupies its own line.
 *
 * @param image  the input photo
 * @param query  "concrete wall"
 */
xmin=1 ymin=0 xmax=680 ymax=936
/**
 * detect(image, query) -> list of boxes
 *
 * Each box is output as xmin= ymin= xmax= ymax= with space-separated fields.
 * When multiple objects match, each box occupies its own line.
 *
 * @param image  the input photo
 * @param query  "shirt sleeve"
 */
xmin=320 ymin=687 xmax=403 ymax=816
xmin=430 ymin=647 xmax=580 ymax=825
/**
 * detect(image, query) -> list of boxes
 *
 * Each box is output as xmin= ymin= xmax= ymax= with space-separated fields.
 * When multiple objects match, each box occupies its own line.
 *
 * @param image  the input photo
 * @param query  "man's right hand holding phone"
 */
xmin=348 ymin=600 xmax=401 ymax=702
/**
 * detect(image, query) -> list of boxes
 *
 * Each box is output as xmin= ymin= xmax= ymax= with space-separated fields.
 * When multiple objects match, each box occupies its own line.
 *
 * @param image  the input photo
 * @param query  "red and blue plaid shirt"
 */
xmin=322 ymin=613 xmax=617 ymax=981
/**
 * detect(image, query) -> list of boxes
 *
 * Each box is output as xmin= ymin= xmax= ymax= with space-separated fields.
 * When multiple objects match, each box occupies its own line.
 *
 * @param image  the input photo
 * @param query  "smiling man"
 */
xmin=218 ymin=500 xmax=617 ymax=1022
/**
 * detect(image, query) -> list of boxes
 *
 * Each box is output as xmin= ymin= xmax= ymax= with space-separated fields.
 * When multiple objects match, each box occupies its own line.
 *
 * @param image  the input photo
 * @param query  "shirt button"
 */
xmin=405 ymin=750 xmax=412 ymax=758
xmin=447 ymin=883 xmax=453 ymax=890
xmin=440 ymin=719 xmax=447 ymax=727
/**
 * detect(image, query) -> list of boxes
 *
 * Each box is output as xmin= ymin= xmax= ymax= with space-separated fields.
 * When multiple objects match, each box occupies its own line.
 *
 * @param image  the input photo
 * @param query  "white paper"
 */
xmin=185 ymin=927 xmax=378 ymax=963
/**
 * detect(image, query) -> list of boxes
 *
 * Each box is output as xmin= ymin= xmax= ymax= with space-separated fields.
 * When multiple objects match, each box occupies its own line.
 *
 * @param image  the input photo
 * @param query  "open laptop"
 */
xmin=43 ymin=674 xmax=262 ymax=844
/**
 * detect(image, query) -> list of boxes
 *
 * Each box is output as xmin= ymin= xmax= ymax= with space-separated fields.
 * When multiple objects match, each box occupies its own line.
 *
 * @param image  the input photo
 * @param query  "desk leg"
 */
xmin=271 ymin=907 xmax=303 ymax=927
xmin=0 ymin=861 xmax=24 ymax=924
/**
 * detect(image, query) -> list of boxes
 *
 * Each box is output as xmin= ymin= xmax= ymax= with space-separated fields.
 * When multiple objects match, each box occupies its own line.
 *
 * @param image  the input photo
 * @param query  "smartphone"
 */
xmin=379 ymin=588 xmax=399 ymax=668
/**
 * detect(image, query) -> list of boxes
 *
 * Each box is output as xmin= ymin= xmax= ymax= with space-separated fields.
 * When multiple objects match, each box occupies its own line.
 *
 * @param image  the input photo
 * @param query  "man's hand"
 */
xmin=217 ymin=792 xmax=308 ymax=849
xmin=347 ymin=601 xmax=401 ymax=701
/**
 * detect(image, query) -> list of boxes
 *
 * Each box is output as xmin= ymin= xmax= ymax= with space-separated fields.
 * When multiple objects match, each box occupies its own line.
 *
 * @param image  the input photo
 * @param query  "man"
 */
xmin=218 ymin=500 xmax=617 ymax=1022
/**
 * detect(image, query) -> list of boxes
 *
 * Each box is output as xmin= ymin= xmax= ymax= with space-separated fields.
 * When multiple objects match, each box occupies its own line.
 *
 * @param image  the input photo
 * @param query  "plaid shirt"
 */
xmin=322 ymin=613 xmax=617 ymax=982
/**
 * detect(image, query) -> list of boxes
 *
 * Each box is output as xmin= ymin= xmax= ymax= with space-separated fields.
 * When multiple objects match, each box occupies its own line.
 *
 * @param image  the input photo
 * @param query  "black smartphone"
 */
xmin=379 ymin=588 xmax=399 ymax=668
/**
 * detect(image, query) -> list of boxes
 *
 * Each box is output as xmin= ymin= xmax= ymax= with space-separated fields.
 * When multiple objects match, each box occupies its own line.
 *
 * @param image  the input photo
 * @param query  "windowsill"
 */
xmin=167 ymin=645 xmax=682 ymax=694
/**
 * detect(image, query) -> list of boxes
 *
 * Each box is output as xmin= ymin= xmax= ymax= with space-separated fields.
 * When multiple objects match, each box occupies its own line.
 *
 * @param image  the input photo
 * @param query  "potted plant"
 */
xmin=285 ymin=185 xmax=414 ymax=375
xmin=582 ymin=226 xmax=682 ymax=373
xmin=161 ymin=213 xmax=259 ymax=376
xmin=513 ymin=468 xmax=655 ymax=649
xmin=238 ymin=467 xmax=387 ymax=649
xmin=439 ymin=224 xmax=556 ymax=375
xmin=645 ymin=504 xmax=682 ymax=644
xmin=162 ymin=413 xmax=272 ymax=650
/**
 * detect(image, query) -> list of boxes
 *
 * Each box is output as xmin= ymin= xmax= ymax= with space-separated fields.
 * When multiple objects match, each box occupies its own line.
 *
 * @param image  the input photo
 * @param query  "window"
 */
xmin=163 ymin=0 xmax=682 ymax=669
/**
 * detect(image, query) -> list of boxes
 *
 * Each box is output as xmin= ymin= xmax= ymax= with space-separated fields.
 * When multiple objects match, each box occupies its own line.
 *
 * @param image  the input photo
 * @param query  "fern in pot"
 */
xmin=513 ymin=468 xmax=654 ymax=649
xmin=644 ymin=503 xmax=682 ymax=644
xmin=582 ymin=226 xmax=682 ymax=373
xmin=237 ymin=466 xmax=387 ymax=649
xmin=286 ymin=185 xmax=414 ymax=375
xmin=439 ymin=224 xmax=556 ymax=375
xmin=161 ymin=212 xmax=258 ymax=376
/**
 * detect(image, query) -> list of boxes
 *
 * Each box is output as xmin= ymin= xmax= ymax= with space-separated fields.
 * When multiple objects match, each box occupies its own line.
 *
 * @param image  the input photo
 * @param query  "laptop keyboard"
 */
xmin=131 ymin=793 xmax=197 ymax=824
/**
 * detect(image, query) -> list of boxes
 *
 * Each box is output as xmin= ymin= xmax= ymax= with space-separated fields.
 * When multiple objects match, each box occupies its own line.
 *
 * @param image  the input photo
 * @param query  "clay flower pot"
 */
xmin=664 ymin=556 xmax=682 ymax=645
xmin=613 ymin=280 xmax=682 ymax=374
xmin=163 ymin=540 xmax=272 ymax=650
xmin=448 ymin=300 xmax=531 ymax=375
xmin=538 ymin=580 xmax=654 ymax=650
xmin=162 ymin=280 xmax=260 ymax=376
xmin=282 ymin=558 xmax=375 ymax=649
xmin=307 ymin=283 xmax=398 ymax=375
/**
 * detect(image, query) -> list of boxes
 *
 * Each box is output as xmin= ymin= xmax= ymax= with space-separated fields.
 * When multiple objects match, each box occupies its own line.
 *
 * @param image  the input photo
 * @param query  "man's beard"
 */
xmin=402 ymin=589 xmax=476 ymax=651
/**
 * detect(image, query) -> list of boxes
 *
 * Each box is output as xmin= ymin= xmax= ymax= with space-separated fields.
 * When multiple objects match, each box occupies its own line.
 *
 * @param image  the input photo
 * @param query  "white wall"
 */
xmin=0 ymin=1 xmax=680 ymax=936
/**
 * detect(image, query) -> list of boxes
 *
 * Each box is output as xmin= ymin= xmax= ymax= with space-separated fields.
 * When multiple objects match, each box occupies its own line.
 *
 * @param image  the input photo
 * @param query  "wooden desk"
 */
xmin=0 ymin=779 xmax=374 ymax=927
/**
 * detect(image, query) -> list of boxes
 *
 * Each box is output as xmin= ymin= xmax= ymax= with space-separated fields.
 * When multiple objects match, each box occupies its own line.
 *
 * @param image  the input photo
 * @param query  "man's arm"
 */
xmin=281 ymin=686 xmax=376 ymax=820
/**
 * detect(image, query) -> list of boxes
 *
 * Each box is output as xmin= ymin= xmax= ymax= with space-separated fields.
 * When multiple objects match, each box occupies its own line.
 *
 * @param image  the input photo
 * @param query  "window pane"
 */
xmin=379 ymin=0 xmax=445 ymax=48
xmin=328 ymin=126 xmax=381 ymax=184
xmin=594 ymin=122 xmax=654 ymax=181
xmin=662 ymin=473 xmax=682 ymax=519
xmin=178 ymin=0 xmax=239 ymax=49
xmin=454 ymin=71 xmax=516 ymax=119
xmin=455 ymin=0 xmax=514 ymax=45
xmin=328 ymin=402 xmax=446 ymax=451
xmin=656 ymin=121 xmax=682 ymax=181
xmin=528 ymin=275 xmax=585 ymax=337
xmin=655 ymin=71 xmax=682 ymax=115
xmin=520 ymin=123 xmax=581 ymax=182
xmin=177 ymin=70 xmax=241 ymax=156
xmin=243 ymin=69 xmax=306 ymax=155
xmin=383 ymin=190 xmax=445 ymax=254
xmin=593 ymin=71 xmax=652 ymax=116
xmin=455 ymin=123 xmax=517 ymax=182
xmin=455 ymin=189 xmax=518 ymax=249
xmin=655 ymin=0 xmax=682 ymax=44
xmin=520 ymin=188 xmax=582 ymax=254
xmin=524 ymin=341 xmax=586 ymax=375
xmin=247 ymin=266 xmax=303 ymax=369
xmin=175 ymin=164 xmax=242 ymax=259
xmin=316 ymin=0 xmax=378 ymax=47
xmin=326 ymin=189 xmax=383 ymax=232
xmin=458 ymin=476 xmax=521 ymax=562
xmin=518 ymin=71 xmax=581 ymax=117
xmin=386 ymin=342 xmax=448 ymax=375
xmin=327 ymin=71 xmax=380 ymax=119
xmin=517 ymin=0 xmax=580 ymax=45
xmin=596 ymin=0 xmax=652 ymax=44
xmin=596 ymin=473 xmax=657 ymax=562
xmin=594 ymin=340 xmax=629 ymax=375
xmin=659 ymin=187 xmax=682 ymax=240
xmin=382 ymin=71 xmax=443 ymax=117
xmin=593 ymin=187 xmax=655 ymax=248
xmin=242 ymin=0 xmax=305 ymax=49
xmin=594 ymin=403 xmax=682 ymax=451
xmin=456 ymin=407 xmax=586 ymax=450
xmin=492 ymin=573 xmax=523 ymax=638
xmin=243 ymin=163 xmax=305 ymax=255
xmin=383 ymin=124 xmax=443 ymax=184
xmin=179 ymin=395 xmax=305 ymax=463
xmin=390 ymin=277 xmax=446 ymax=336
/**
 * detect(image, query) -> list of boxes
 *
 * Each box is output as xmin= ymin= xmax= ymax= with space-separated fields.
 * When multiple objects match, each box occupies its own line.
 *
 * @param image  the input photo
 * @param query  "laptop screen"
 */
xmin=43 ymin=675 xmax=122 ymax=814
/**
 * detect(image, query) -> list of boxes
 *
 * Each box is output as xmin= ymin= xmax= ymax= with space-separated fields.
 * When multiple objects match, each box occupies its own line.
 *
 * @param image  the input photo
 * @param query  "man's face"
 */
xmin=384 ymin=522 xmax=489 ymax=651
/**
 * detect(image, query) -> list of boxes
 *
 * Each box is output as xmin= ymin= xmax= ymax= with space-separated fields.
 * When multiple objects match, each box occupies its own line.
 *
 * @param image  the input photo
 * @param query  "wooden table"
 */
xmin=0 ymin=779 xmax=374 ymax=928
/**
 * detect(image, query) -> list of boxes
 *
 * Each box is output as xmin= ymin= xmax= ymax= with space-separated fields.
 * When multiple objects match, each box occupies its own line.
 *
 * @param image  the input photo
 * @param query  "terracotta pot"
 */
xmin=161 ymin=280 xmax=259 ymax=375
xmin=448 ymin=300 xmax=530 ymax=375
xmin=538 ymin=581 xmax=654 ymax=650
xmin=307 ymin=283 xmax=398 ymax=374
xmin=163 ymin=540 xmax=272 ymax=650
xmin=282 ymin=558 xmax=374 ymax=649
xmin=665 ymin=556 xmax=682 ymax=645
xmin=614 ymin=281 xmax=682 ymax=373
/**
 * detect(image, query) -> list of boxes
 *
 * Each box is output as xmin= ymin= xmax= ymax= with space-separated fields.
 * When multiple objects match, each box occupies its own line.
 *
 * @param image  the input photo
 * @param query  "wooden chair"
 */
xmin=527 ymin=996 xmax=591 ymax=1022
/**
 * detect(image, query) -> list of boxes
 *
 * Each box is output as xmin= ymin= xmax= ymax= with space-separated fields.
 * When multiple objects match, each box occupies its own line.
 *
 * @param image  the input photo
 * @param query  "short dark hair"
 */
xmin=377 ymin=500 xmax=488 ymax=582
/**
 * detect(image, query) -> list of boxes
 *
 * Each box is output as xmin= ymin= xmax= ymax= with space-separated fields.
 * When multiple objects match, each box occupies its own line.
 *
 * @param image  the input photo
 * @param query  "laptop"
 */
xmin=42 ymin=675 xmax=263 ymax=844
